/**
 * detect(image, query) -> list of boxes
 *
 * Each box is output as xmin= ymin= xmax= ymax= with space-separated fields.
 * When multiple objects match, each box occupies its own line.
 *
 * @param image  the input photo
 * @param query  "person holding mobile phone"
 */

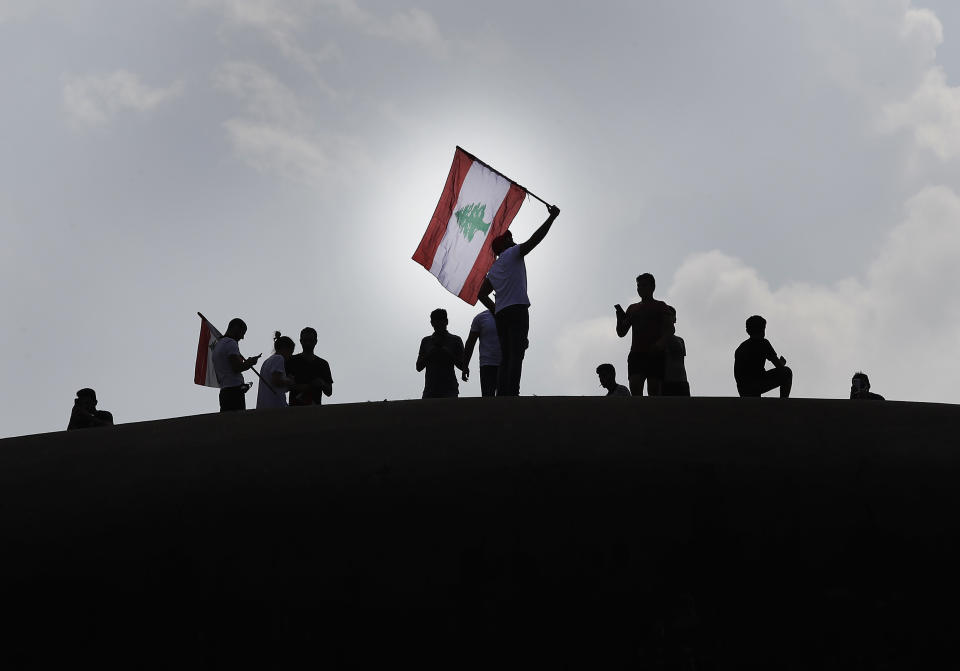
xmin=212 ymin=317 xmax=262 ymax=411
xmin=416 ymin=308 xmax=465 ymax=399
xmin=615 ymin=273 xmax=672 ymax=396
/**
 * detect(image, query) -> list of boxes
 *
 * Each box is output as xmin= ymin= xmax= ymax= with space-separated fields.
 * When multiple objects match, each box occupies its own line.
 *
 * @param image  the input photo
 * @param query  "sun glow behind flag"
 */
xmin=194 ymin=314 xmax=223 ymax=387
xmin=413 ymin=147 xmax=526 ymax=304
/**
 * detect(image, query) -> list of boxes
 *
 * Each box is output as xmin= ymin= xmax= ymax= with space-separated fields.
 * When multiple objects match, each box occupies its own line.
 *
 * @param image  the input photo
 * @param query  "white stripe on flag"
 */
xmin=428 ymin=161 xmax=512 ymax=296
xmin=195 ymin=315 xmax=223 ymax=388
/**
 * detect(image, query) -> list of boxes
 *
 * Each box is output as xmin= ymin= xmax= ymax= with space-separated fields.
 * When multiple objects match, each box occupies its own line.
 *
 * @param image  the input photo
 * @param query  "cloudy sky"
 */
xmin=4 ymin=0 xmax=960 ymax=437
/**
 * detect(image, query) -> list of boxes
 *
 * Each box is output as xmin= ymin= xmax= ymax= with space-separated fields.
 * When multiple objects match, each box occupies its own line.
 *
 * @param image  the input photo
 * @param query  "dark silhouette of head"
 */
xmin=226 ymin=318 xmax=247 ymax=340
xmin=636 ymin=273 xmax=656 ymax=300
xmin=492 ymin=231 xmax=515 ymax=256
xmin=852 ymin=371 xmax=870 ymax=393
xmin=75 ymin=388 xmax=98 ymax=411
xmin=745 ymin=315 xmax=766 ymax=338
xmin=273 ymin=332 xmax=296 ymax=358
xmin=596 ymin=363 xmax=617 ymax=390
xmin=300 ymin=327 xmax=317 ymax=353
xmin=430 ymin=308 xmax=448 ymax=333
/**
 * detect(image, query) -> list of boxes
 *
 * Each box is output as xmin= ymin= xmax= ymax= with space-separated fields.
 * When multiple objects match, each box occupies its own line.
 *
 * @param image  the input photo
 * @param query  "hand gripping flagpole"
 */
xmin=456 ymin=146 xmax=552 ymax=209
xmin=198 ymin=312 xmax=276 ymax=395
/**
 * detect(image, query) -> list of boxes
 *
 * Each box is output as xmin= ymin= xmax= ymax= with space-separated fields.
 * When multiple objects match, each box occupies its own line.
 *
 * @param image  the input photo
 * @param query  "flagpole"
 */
xmin=198 ymin=312 xmax=277 ymax=395
xmin=456 ymin=146 xmax=552 ymax=209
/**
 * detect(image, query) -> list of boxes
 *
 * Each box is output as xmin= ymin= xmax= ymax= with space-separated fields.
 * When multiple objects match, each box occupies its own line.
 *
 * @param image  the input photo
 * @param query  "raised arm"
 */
xmin=477 ymin=278 xmax=496 ymax=313
xmin=615 ymin=304 xmax=631 ymax=338
xmin=518 ymin=204 xmax=560 ymax=256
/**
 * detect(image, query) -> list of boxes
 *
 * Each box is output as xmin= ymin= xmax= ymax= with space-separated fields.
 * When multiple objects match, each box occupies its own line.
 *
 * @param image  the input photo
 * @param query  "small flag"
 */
xmin=413 ymin=147 xmax=527 ymax=304
xmin=194 ymin=313 xmax=223 ymax=387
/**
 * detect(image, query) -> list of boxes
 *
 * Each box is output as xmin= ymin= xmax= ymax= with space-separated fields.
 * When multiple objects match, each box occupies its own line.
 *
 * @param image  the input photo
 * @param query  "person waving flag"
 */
xmin=413 ymin=147 xmax=548 ymax=305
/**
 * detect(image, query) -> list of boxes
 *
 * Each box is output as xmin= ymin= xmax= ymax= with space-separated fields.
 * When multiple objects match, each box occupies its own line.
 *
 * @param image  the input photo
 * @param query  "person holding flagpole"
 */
xmin=477 ymin=204 xmax=560 ymax=396
xmin=212 ymin=317 xmax=262 ymax=412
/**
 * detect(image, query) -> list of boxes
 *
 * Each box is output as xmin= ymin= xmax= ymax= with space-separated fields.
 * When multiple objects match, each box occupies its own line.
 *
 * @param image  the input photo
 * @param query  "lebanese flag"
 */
xmin=194 ymin=313 xmax=223 ymax=387
xmin=413 ymin=147 xmax=526 ymax=304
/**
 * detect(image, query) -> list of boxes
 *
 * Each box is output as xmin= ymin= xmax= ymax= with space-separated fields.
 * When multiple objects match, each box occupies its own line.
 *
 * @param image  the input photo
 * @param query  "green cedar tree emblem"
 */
xmin=455 ymin=203 xmax=490 ymax=242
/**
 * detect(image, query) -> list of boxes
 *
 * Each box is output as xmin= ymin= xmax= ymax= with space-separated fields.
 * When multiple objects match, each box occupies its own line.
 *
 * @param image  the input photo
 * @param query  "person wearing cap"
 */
xmin=67 ymin=388 xmax=114 ymax=430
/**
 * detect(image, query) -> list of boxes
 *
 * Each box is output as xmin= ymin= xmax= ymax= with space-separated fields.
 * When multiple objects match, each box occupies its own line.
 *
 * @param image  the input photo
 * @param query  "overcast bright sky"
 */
xmin=4 ymin=0 xmax=960 ymax=437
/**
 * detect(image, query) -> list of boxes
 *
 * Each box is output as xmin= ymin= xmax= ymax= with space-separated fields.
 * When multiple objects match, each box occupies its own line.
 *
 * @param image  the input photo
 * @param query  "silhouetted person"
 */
xmin=462 ymin=309 xmax=501 ymax=397
xmin=478 ymin=204 xmax=561 ymax=396
xmin=615 ymin=273 xmax=671 ymax=396
xmin=734 ymin=315 xmax=792 ymax=398
xmin=288 ymin=327 xmax=333 ymax=406
xmin=212 ymin=317 xmax=261 ymax=412
xmin=416 ymin=308 xmax=466 ymax=398
xmin=596 ymin=363 xmax=631 ymax=397
xmin=662 ymin=305 xmax=690 ymax=396
xmin=67 ymin=388 xmax=114 ymax=430
xmin=257 ymin=332 xmax=297 ymax=409
xmin=850 ymin=371 xmax=884 ymax=400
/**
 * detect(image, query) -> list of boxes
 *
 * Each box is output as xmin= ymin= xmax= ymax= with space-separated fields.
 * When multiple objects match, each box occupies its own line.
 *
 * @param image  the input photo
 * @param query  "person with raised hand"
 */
xmin=477 ymin=204 xmax=560 ymax=396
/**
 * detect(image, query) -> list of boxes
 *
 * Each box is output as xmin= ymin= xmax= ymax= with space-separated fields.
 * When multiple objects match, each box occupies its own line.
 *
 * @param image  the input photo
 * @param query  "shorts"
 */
xmin=628 ymin=351 xmax=665 ymax=381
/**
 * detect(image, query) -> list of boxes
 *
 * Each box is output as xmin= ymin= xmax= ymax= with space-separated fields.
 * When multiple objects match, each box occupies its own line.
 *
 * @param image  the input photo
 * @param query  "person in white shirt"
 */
xmin=257 ymin=332 xmax=297 ymax=409
xmin=462 ymin=309 xmax=501 ymax=397
xmin=477 ymin=204 xmax=560 ymax=396
xmin=211 ymin=317 xmax=262 ymax=412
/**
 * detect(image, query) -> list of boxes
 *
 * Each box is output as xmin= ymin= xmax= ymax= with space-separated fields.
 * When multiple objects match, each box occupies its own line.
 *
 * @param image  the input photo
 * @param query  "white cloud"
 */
xmin=554 ymin=186 xmax=960 ymax=402
xmin=214 ymin=61 xmax=367 ymax=186
xmin=362 ymin=6 xmax=445 ymax=53
xmin=62 ymin=70 xmax=184 ymax=126
xmin=214 ymin=61 xmax=306 ymax=125
xmin=221 ymin=119 xmax=330 ymax=183
xmin=191 ymin=0 xmax=447 ymax=57
xmin=196 ymin=0 xmax=341 ymax=95
xmin=879 ymin=66 xmax=960 ymax=160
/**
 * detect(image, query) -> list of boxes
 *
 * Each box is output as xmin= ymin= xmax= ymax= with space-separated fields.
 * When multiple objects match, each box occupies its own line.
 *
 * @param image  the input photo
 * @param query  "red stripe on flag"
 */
xmin=457 ymin=182 xmax=527 ymax=305
xmin=194 ymin=319 xmax=211 ymax=385
xmin=412 ymin=148 xmax=474 ymax=269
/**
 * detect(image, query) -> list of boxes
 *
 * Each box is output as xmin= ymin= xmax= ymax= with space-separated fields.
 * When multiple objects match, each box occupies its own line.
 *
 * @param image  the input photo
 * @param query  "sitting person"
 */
xmin=596 ymin=363 xmax=632 ymax=397
xmin=67 ymin=388 xmax=114 ymax=430
xmin=850 ymin=371 xmax=884 ymax=400
xmin=662 ymin=306 xmax=690 ymax=397
xmin=734 ymin=315 xmax=792 ymax=398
